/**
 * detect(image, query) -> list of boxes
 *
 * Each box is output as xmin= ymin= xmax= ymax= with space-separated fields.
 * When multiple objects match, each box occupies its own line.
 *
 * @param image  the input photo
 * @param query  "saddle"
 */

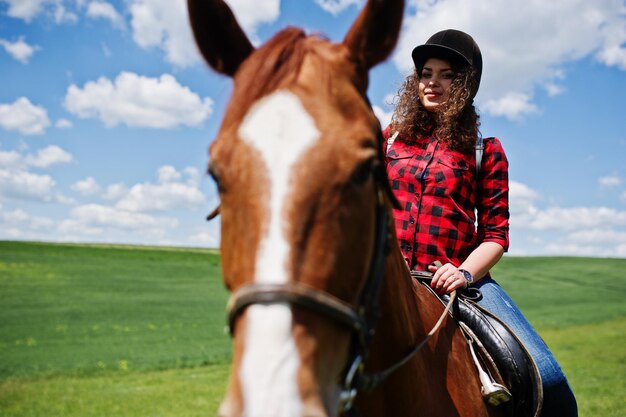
xmin=413 ymin=275 xmax=543 ymax=417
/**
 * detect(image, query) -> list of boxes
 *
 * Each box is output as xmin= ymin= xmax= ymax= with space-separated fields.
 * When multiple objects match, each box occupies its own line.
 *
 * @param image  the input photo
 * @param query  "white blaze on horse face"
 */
xmin=238 ymin=89 xmax=321 ymax=416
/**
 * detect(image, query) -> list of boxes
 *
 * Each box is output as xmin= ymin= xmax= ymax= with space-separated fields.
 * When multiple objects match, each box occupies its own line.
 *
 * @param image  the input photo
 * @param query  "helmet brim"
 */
xmin=411 ymin=44 xmax=471 ymax=72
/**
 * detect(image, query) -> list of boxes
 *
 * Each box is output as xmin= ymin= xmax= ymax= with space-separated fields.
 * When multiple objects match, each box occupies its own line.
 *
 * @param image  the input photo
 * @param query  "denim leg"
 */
xmin=473 ymin=278 xmax=578 ymax=417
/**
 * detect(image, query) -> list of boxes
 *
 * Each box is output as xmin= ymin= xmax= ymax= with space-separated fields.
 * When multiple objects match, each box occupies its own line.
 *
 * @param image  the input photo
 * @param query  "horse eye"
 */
xmin=349 ymin=158 xmax=374 ymax=186
xmin=208 ymin=165 xmax=225 ymax=192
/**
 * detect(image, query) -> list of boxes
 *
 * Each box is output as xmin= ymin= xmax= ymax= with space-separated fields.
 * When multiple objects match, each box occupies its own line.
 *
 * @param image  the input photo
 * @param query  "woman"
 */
xmin=384 ymin=29 xmax=577 ymax=416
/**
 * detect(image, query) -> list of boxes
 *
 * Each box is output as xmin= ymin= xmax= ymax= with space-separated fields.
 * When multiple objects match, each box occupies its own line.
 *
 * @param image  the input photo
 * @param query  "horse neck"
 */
xmin=360 ymin=238 xmax=498 ymax=417
xmin=361 ymin=237 xmax=448 ymax=398
xmin=375 ymin=245 xmax=425 ymax=353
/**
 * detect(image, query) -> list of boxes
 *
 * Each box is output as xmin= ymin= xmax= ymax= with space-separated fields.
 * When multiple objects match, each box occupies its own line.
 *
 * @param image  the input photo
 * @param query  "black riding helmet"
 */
xmin=411 ymin=29 xmax=483 ymax=98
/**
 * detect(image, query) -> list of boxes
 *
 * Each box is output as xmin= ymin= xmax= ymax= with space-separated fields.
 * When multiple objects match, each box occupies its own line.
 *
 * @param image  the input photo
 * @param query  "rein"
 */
xmin=351 ymin=288 xmax=457 ymax=391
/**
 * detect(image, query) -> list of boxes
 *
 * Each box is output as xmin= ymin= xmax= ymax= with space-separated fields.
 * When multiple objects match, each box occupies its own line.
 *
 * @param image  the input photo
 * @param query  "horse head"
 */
xmin=188 ymin=1 xmax=404 ymax=416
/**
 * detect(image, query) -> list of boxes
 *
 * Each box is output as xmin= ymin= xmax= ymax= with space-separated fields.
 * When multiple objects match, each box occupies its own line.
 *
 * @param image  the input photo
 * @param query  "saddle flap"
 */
xmin=455 ymin=296 xmax=544 ymax=417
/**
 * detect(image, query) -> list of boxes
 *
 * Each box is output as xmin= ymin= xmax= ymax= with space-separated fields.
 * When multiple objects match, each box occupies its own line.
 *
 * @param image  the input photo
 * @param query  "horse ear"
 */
xmin=187 ymin=0 xmax=254 ymax=76
xmin=342 ymin=0 xmax=404 ymax=69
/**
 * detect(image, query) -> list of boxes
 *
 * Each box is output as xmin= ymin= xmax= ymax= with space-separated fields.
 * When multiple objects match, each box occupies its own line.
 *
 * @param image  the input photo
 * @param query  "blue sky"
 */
xmin=0 ymin=0 xmax=625 ymax=257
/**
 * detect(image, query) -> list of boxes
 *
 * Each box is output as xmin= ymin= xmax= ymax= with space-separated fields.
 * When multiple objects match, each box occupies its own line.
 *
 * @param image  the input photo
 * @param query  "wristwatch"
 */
xmin=458 ymin=269 xmax=474 ymax=285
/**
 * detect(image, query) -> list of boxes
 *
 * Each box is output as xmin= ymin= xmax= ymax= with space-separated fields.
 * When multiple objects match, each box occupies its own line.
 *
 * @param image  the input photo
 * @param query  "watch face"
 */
xmin=462 ymin=269 xmax=473 ymax=283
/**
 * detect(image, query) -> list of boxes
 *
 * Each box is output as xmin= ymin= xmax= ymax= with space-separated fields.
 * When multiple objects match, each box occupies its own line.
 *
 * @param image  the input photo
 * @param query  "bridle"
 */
xmin=226 ymin=133 xmax=394 ymax=337
xmin=223 ymin=130 xmax=455 ymax=413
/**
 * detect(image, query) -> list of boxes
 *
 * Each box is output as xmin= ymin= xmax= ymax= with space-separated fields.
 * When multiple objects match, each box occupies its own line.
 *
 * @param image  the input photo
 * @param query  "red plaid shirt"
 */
xmin=384 ymin=127 xmax=509 ymax=271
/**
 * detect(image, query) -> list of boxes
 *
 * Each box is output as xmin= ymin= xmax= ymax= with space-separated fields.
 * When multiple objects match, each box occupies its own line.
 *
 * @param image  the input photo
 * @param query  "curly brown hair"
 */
xmin=390 ymin=67 xmax=480 ymax=153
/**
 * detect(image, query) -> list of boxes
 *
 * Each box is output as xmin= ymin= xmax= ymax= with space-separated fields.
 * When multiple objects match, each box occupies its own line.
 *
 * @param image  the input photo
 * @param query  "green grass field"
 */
xmin=0 ymin=241 xmax=624 ymax=416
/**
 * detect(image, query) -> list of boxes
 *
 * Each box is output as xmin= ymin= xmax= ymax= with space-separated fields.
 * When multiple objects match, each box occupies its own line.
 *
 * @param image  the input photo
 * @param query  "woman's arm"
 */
xmin=428 ymin=242 xmax=504 ymax=294
xmin=429 ymin=138 xmax=509 ymax=294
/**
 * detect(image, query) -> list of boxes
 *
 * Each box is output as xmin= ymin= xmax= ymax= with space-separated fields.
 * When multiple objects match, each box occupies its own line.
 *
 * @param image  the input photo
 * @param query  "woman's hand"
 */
xmin=428 ymin=262 xmax=467 ymax=294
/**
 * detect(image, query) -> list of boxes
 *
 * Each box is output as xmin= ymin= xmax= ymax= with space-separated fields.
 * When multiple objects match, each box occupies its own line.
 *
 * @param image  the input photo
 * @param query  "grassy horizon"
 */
xmin=1 ymin=241 xmax=624 ymax=416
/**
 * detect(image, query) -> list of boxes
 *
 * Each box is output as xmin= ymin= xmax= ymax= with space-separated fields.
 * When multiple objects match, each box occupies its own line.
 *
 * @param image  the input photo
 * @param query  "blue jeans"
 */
xmin=473 ymin=278 xmax=578 ymax=417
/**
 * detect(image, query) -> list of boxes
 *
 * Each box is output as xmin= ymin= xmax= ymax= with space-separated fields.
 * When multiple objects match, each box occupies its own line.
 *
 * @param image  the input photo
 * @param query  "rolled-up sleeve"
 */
xmin=476 ymin=137 xmax=510 ymax=251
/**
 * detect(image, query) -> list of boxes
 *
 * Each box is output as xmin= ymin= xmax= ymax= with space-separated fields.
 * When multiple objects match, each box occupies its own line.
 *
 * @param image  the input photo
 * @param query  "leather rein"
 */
xmin=223 ymin=132 xmax=454 ymax=412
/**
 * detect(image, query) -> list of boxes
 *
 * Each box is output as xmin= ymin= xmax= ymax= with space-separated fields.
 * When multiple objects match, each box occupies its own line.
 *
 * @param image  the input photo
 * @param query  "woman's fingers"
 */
xmin=430 ymin=262 xmax=465 ymax=293
xmin=431 ymin=263 xmax=452 ymax=290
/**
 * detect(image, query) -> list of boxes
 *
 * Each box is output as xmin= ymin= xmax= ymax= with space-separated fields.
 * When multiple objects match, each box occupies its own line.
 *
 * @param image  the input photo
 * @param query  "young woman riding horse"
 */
xmin=188 ymin=0 xmax=536 ymax=416
xmin=384 ymin=29 xmax=577 ymax=417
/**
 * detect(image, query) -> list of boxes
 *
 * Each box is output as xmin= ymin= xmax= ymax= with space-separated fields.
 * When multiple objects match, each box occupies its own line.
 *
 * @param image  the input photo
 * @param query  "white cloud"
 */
xmin=63 ymin=203 xmax=178 ymax=231
xmin=314 ymin=0 xmax=362 ymax=16
xmin=103 ymin=183 xmax=128 ymax=200
xmin=0 ymin=145 xmax=73 ymax=169
xmin=539 ymin=242 xmax=623 ymax=258
xmin=157 ymin=165 xmax=181 ymax=183
xmin=509 ymin=180 xmax=540 ymax=218
xmin=55 ymin=118 xmax=73 ymax=128
xmin=49 ymin=166 xmax=204 ymax=242
xmin=115 ymin=166 xmax=205 ymax=212
xmin=71 ymin=176 xmax=101 ymax=196
xmin=0 ymin=207 xmax=55 ymax=240
xmin=0 ymin=97 xmax=50 ymax=135
xmin=567 ymin=228 xmax=626 ymax=245
xmin=373 ymin=105 xmax=393 ymax=129
xmin=596 ymin=43 xmax=626 ymax=70
xmin=508 ymin=180 xmax=626 ymax=257
xmin=1 ymin=0 xmax=53 ymax=21
xmin=518 ymin=206 xmax=626 ymax=231
xmin=0 ymin=149 xmax=23 ymax=170
xmin=128 ymin=0 xmax=281 ymax=65
xmin=98 ymin=166 xmax=205 ymax=213
xmin=184 ymin=166 xmax=201 ymax=187
xmin=213 ymin=0 xmax=280 ymax=42
xmin=543 ymin=83 xmax=565 ymax=97
xmin=53 ymin=3 xmax=78 ymax=23
xmin=86 ymin=1 xmax=124 ymax=28
xmin=128 ymin=0 xmax=199 ymax=67
xmin=188 ymin=230 xmax=219 ymax=246
xmin=56 ymin=219 xmax=104 ymax=237
xmin=1 ymin=0 xmax=77 ymax=23
xmin=0 ymin=37 xmax=38 ymax=63
xmin=532 ymin=226 xmax=626 ymax=257
xmin=1 ymin=208 xmax=54 ymax=229
xmin=24 ymin=145 xmax=74 ymax=168
xmin=64 ymin=71 xmax=213 ymax=128
xmin=598 ymin=174 xmax=622 ymax=187
xmin=0 ymin=168 xmax=57 ymax=202
xmin=0 ymin=145 xmax=73 ymax=203
xmin=56 ymin=205 xmax=179 ymax=241
xmin=481 ymin=93 xmax=539 ymax=121
xmin=395 ymin=0 xmax=626 ymax=120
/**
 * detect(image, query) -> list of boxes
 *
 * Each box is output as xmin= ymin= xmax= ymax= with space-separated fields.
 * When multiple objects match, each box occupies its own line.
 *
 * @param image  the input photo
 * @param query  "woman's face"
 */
xmin=418 ymin=57 xmax=455 ymax=112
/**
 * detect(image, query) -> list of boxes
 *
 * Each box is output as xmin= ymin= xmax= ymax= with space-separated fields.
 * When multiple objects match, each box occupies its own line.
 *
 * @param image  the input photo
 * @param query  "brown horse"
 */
xmin=188 ymin=1 xmax=506 ymax=416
